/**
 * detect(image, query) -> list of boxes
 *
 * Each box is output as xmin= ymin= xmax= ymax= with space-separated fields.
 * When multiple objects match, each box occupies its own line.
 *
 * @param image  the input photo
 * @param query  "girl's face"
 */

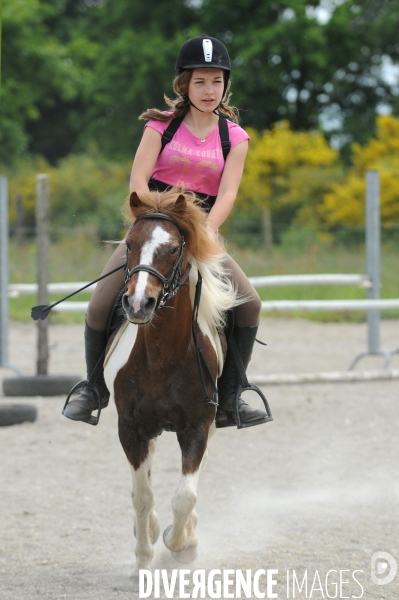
xmin=187 ymin=68 xmax=224 ymax=113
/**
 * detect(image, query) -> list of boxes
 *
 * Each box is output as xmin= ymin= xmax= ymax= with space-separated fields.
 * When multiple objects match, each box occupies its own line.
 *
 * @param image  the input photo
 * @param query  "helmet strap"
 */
xmin=213 ymin=101 xmax=222 ymax=115
xmin=185 ymin=96 xmax=222 ymax=115
xmin=186 ymin=97 xmax=205 ymax=113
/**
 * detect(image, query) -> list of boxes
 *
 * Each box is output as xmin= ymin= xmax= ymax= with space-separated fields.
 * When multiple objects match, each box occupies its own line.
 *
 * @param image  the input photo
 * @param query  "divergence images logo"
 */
xmin=371 ymin=552 xmax=397 ymax=586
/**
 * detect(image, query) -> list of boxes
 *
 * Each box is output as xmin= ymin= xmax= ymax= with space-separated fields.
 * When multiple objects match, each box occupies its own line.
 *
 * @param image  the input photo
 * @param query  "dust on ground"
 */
xmin=0 ymin=318 xmax=398 ymax=599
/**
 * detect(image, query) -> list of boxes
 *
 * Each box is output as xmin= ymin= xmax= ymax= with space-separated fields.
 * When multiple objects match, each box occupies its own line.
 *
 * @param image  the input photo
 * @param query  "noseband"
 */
xmin=124 ymin=212 xmax=191 ymax=309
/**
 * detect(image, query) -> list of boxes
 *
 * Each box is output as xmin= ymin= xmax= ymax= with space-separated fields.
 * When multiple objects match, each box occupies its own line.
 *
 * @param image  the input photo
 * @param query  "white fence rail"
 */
xmin=7 ymin=273 xmax=372 ymax=297
xmin=261 ymin=299 xmax=399 ymax=311
xmin=49 ymin=298 xmax=399 ymax=314
xmin=9 ymin=274 xmax=399 ymax=313
xmin=8 ymin=282 xmax=97 ymax=297
xmin=7 ymin=275 xmax=399 ymax=315
xmin=250 ymin=274 xmax=372 ymax=288
xmin=53 ymin=302 xmax=89 ymax=313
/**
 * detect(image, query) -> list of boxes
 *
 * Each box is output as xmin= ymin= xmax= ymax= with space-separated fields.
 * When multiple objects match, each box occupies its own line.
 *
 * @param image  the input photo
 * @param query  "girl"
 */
xmin=63 ymin=35 xmax=267 ymax=428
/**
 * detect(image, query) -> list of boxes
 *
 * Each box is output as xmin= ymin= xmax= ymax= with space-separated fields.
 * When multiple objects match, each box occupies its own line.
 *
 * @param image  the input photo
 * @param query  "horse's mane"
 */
xmin=125 ymin=188 xmax=223 ymax=262
xmin=125 ymin=188 xmax=242 ymax=328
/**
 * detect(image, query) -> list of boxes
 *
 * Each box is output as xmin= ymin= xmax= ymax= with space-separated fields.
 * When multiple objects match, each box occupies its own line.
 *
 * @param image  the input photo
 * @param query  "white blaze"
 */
xmin=132 ymin=225 xmax=171 ymax=312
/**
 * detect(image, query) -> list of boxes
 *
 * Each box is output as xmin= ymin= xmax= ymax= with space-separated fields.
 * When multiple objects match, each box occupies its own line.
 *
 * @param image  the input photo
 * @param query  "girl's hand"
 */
xmin=206 ymin=222 xmax=218 ymax=237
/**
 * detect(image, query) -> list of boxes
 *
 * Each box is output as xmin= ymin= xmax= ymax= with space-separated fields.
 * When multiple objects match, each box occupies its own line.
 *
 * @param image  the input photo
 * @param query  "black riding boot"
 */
xmin=62 ymin=322 xmax=110 ymax=424
xmin=216 ymin=324 xmax=268 ymax=428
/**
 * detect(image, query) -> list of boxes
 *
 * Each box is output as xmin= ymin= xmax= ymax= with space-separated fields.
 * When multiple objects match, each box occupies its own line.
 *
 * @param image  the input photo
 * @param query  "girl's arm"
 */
xmin=206 ymin=140 xmax=249 ymax=232
xmin=129 ymin=127 xmax=162 ymax=193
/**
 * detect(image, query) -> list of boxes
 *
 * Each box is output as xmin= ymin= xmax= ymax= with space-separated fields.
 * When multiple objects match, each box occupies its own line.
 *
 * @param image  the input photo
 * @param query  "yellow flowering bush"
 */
xmin=234 ymin=121 xmax=340 ymax=247
xmin=321 ymin=115 xmax=399 ymax=226
xmin=6 ymin=152 xmax=130 ymax=237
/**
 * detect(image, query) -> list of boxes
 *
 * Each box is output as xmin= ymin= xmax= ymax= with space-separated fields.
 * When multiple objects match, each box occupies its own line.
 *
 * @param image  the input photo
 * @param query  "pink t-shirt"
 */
xmin=145 ymin=115 xmax=249 ymax=196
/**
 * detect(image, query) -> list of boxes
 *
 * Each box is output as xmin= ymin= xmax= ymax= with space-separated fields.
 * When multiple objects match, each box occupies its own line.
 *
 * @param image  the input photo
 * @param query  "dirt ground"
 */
xmin=0 ymin=318 xmax=398 ymax=600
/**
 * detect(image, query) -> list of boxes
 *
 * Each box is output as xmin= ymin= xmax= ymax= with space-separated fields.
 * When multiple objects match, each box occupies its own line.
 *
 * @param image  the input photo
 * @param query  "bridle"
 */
xmin=124 ymin=212 xmax=191 ymax=309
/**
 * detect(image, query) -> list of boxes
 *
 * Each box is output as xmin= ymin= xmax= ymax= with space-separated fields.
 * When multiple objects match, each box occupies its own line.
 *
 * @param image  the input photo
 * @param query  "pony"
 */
xmin=104 ymin=189 xmax=239 ymax=574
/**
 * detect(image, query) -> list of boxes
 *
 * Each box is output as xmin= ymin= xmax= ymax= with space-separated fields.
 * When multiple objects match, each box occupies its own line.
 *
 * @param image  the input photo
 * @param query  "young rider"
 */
xmin=63 ymin=35 xmax=268 ymax=428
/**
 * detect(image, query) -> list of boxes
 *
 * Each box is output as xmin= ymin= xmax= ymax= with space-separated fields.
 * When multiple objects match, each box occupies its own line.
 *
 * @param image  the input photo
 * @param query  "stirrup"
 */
xmin=233 ymin=383 xmax=273 ymax=429
xmin=62 ymin=379 xmax=103 ymax=426
xmin=216 ymin=384 xmax=273 ymax=429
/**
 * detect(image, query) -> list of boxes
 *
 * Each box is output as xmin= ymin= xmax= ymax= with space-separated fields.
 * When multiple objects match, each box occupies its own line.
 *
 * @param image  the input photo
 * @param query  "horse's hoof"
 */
xmin=171 ymin=546 xmax=198 ymax=564
xmin=163 ymin=525 xmax=198 ymax=563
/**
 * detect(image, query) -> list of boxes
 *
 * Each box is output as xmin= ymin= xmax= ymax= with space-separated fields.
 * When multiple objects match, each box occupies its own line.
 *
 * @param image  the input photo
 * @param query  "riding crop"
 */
xmin=30 ymin=264 xmax=126 ymax=321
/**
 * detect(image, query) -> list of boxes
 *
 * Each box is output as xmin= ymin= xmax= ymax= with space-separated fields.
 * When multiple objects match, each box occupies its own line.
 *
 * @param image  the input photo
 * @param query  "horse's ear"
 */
xmin=130 ymin=192 xmax=142 ymax=209
xmin=175 ymin=194 xmax=187 ymax=210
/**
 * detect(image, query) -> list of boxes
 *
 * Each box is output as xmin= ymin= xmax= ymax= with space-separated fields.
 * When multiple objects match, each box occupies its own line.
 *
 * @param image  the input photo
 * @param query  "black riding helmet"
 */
xmin=175 ymin=34 xmax=231 ymax=97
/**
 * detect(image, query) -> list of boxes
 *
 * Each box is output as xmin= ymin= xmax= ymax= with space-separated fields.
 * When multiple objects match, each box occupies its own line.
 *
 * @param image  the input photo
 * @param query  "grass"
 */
xmin=8 ymin=232 xmax=399 ymax=323
xmin=9 ymin=293 xmax=93 ymax=324
xmin=227 ymin=239 xmax=399 ymax=322
xmin=9 ymin=232 xmax=117 ymax=324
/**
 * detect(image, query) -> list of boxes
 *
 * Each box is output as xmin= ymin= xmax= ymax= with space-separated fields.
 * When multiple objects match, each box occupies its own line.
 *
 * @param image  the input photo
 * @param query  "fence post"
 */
xmin=0 ymin=177 xmax=22 ymax=376
xmin=15 ymin=193 xmax=26 ymax=246
xmin=347 ymin=169 xmax=398 ymax=369
xmin=366 ymin=170 xmax=380 ymax=354
xmin=2 ymin=172 xmax=80 ymax=398
xmin=36 ymin=174 xmax=50 ymax=375
xmin=0 ymin=176 xmax=9 ymax=367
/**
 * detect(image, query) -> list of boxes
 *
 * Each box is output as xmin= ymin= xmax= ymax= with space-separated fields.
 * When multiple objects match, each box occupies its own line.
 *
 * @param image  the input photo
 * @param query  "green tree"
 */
xmin=199 ymin=0 xmax=326 ymax=131
xmin=72 ymin=0 xmax=197 ymax=159
xmin=72 ymin=0 xmax=399 ymax=160
xmin=198 ymin=0 xmax=399 ymax=150
xmin=3 ymin=0 xmax=399 ymax=164
xmin=322 ymin=1 xmax=399 ymax=152
xmin=0 ymin=0 xmax=96 ymax=163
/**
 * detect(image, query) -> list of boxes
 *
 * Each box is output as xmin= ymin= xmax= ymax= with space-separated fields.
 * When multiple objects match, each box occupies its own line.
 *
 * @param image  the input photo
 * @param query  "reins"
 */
xmin=192 ymin=272 xmax=219 ymax=407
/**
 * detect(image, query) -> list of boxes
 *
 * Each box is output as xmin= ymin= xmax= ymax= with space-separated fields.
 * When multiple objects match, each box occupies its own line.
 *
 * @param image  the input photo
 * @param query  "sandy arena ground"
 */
xmin=0 ymin=318 xmax=398 ymax=599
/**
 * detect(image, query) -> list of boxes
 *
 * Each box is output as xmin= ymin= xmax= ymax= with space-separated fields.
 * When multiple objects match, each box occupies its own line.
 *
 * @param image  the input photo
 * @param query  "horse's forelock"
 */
xmin=127 ymin=189 xmax=224 ymax=261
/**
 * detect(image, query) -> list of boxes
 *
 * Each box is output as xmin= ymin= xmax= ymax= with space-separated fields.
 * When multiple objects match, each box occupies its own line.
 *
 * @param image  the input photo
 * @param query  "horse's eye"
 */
xmin=170 ymin=246 xmax=179 ymax=255
xmin=126 ymin=242 xmax=131 ymax=252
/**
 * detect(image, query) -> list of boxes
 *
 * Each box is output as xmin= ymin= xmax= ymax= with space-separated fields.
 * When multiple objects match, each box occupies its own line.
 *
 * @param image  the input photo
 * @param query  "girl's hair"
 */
xmin=139 ymin=70 xmax=239 ymax=123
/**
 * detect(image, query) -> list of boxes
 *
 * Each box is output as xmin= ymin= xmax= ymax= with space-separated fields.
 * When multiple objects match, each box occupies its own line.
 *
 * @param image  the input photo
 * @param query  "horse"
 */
xmin=104 ymin=189 xmax=239 ymax=575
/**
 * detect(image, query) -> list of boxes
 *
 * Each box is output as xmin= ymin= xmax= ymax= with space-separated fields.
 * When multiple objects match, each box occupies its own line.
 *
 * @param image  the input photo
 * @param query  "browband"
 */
xmin=133 ymin=212 xmax=184 ymax=236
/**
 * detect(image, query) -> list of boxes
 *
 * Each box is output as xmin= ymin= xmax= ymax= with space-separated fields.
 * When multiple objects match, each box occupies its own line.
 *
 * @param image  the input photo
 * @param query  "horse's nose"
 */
xmin=140 ymin=296 xmax=156 ymax=315
xmin=122 ymin=292 xmax=157 ymax=322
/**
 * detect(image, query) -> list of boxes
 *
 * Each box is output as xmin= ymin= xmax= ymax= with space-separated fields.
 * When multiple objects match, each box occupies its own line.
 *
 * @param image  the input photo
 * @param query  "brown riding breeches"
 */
xmin=86 ymin=243 xmax=261 ymax=331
